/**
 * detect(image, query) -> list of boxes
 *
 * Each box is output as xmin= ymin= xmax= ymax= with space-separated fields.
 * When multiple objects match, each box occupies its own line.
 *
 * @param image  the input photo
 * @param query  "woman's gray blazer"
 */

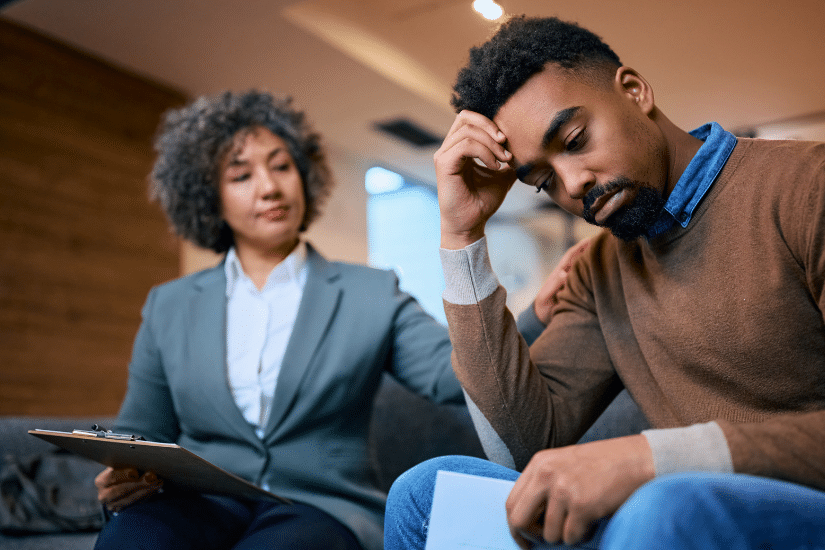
xmin=114 ymin=244 xmax=464 ymax=550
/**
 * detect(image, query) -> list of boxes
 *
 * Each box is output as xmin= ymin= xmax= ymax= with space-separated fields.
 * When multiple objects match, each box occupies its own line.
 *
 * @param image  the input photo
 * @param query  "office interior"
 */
xmin=2 ymin=0 xmax=824 ymax=417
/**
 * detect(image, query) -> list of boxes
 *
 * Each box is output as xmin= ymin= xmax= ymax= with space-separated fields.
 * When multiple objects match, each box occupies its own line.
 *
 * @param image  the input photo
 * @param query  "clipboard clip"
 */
xmin=72 ymin=425 xmax=146 ymax=441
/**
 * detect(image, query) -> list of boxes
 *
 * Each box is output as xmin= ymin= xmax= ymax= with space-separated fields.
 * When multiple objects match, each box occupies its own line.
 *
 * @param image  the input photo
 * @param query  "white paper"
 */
xmin=425 ymin=470 xmax=522 ymax=550
xmin=425 ymin=470 xmax=607 ymax=550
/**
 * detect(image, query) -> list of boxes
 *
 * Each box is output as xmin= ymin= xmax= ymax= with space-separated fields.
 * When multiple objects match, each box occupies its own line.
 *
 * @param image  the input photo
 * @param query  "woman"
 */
xmin=92 ymin=90 xmax=573 ymax=550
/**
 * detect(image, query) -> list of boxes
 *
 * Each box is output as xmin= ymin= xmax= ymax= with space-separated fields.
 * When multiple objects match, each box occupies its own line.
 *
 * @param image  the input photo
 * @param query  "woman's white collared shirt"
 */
xmin=224 ymin=243 xmax=308 ymax=439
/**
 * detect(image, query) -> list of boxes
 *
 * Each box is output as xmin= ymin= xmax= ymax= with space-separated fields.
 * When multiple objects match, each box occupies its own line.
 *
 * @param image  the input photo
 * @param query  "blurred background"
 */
xmin=2 ymin=0 xmax=824 ymax=415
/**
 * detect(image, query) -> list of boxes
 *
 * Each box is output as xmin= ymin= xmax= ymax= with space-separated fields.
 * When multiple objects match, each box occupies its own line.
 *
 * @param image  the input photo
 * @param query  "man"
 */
xmin=384 ymin=15 xmax=825 ymax=550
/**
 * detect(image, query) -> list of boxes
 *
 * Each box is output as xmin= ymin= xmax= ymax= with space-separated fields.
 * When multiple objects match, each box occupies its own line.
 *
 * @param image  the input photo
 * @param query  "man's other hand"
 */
xmin=506 ymin=434 xmax=655 ymax=547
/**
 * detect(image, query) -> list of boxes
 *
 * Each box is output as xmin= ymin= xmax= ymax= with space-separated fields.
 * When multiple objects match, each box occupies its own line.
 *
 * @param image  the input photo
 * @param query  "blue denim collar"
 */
xmin=647 ymin=122 xmax=737 ymax=238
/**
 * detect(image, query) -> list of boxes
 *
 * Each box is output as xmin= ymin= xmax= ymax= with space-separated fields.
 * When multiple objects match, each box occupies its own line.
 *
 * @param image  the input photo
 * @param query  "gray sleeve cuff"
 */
xmin=463 ymin=389 xmax=516 ymax=469
xmin=516 ymin=303 xmax=545 ymax=347
xmin=440 ymin=237 xmax=499 ymax=305
xmin=642 ymin=421 xmax=733 ymax=476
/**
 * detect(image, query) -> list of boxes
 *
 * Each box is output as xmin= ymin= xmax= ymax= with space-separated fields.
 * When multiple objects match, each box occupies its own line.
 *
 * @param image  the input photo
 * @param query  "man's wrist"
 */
xmin=440 ymin=226 xmax=486 ymax=250
xmin=642 ymin=421 xmax=733 ymax=475
xmin=440 ymin=237 xmax=499 ymax=305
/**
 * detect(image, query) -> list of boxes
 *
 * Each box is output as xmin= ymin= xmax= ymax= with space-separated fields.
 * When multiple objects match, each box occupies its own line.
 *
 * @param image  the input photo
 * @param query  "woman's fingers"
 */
xmin=95 ymin=467 xmax=163 ymax=511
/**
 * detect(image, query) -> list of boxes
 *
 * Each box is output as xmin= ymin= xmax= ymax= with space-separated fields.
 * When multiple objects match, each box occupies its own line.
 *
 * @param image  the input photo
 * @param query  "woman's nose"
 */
xmin=256 ymin=168 xmax=279 ymax=195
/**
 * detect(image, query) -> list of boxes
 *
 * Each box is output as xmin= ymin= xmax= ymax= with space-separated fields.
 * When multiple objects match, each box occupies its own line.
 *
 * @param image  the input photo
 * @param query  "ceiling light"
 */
xmin=473 ymin=0 xmax=503 ymax=20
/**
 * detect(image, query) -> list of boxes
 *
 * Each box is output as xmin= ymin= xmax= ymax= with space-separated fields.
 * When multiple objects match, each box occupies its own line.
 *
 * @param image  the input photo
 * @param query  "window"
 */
xmin=366 ymin=167 xmax=446 ymax=324
xmin=366 ymin=166 xmax=588 ymax=325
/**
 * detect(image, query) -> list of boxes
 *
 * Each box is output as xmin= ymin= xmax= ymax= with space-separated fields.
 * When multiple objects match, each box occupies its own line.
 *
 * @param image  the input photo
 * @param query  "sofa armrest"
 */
xmin=1 ymin=417 xmax=116 ymax=458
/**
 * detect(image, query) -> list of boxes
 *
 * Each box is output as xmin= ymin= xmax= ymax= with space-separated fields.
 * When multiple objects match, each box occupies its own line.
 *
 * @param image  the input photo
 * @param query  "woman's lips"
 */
xmin=259 ymin=206 xmax=288 ymax=221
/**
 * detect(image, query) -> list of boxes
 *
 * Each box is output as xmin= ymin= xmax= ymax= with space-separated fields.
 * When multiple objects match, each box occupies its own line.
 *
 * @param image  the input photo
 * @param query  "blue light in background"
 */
xmin=365 ymin=166 xmax=405 ymax=195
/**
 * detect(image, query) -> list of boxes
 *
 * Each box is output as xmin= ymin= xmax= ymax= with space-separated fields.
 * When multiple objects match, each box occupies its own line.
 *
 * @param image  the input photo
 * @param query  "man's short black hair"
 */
xmin=452 ymin=16 xmax=622 ymax=119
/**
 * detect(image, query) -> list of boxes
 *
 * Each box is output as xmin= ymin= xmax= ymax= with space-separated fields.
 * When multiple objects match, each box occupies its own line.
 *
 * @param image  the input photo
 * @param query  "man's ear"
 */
xmin=614 ymin=66 xmax=654 ymax=115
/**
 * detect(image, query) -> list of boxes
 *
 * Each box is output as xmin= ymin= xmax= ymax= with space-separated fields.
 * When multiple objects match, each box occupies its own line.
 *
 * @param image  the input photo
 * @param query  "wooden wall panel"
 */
xmin=0 ymin=19 xmax=188 ymax=415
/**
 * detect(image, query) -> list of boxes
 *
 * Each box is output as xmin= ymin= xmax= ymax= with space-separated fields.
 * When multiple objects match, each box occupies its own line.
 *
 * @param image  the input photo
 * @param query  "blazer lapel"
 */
xmin=263 ymin=246 xmax=342 ymax=437
xmin=187 ymin=265 xmax=261 ymax=443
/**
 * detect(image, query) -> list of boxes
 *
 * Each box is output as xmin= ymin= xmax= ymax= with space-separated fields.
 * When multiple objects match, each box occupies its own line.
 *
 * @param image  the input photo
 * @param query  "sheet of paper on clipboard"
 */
xmin=29 ymin=428 xmax=290 ymax=504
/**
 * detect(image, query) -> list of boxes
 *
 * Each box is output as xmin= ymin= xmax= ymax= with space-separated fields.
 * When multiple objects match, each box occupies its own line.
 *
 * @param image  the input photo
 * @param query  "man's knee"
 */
xmin=603 ymin=473 xmax=771 ymax=550
xmin=388 ymin=456 xmax=463 ymax=509
xmin=388 ymin=455 xmax=518 ymax=506
xmin=618 ymin=474 xmax=702 ymax=520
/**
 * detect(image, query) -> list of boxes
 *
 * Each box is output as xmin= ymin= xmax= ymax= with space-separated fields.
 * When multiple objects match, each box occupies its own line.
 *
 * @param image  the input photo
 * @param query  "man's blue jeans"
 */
xmin=384 ymin=455 xmax=825 ymax=550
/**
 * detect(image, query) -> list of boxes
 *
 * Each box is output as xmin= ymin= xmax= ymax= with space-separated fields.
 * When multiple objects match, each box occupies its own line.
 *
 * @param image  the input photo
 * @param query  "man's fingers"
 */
xmin=540 ymin=497 xmax=566 ymax=545
xmin=438 ymin=112 xmax=511 ymax=169
xmin=562 ymin=514 xmax=597 ymax=547
xmin=438 ymin=125 xmax=511 ymax=171
xmin=511 ymin=528 xmax=543 ymax=550
xmin=442 ymin=113 xmax=504 ymax=151
xmin=449 ymin=110 xmax=507 ymax=142
xmin=507 ymin=482 xmax=552 ymax=548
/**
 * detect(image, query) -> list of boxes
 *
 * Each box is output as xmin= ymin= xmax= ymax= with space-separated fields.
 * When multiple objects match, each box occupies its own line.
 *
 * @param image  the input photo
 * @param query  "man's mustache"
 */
xmin=582 ymin=177 xmax=637 ymax=223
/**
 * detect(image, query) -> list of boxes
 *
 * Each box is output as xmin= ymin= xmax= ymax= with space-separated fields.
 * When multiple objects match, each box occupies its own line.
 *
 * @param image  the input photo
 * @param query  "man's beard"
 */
xmin=582 ymin=176 xmax=666 ymax=241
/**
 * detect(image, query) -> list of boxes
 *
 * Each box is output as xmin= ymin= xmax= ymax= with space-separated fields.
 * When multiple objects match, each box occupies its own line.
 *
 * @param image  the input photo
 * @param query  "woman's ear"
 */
xmin=614 ymin=66 xmax=654 ymax=115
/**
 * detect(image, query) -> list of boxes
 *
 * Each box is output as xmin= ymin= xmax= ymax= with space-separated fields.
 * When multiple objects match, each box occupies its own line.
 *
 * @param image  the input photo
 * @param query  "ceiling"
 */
xmin=3 ymin=0 xmax=824 ymax=205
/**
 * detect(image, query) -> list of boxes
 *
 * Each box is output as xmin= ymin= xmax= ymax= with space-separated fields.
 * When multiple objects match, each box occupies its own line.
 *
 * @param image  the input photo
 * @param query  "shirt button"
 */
xmin=678 ymin=212 xmax=688 ymax=223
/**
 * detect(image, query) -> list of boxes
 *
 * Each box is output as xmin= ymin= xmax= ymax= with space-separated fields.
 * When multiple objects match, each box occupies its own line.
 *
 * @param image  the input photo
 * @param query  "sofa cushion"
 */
xmin=369 ymin=375 xmax=485 ymax=492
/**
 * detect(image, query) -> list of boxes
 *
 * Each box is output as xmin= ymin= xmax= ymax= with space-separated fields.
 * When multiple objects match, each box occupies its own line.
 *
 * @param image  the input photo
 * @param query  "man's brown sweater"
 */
xmin=442 ymin=138 xmax=825 ymax=490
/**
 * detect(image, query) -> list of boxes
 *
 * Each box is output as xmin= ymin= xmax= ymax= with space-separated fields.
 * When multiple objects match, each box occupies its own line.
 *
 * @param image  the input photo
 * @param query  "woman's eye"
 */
xmin=272 ymin=162 xmax=291 ymax=172
xmin=231 ymin=173 xmax=250 ymax=182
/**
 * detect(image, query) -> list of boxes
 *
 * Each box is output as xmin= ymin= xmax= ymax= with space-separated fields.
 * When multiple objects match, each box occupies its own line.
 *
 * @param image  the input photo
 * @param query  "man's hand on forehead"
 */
xmin=434 ymin=110 xmax=518 ymax=249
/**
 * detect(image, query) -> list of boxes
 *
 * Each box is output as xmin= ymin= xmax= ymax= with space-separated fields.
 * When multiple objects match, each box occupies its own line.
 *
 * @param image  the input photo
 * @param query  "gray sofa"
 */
xmin=0 ymin=375 xmax=647 ymax=549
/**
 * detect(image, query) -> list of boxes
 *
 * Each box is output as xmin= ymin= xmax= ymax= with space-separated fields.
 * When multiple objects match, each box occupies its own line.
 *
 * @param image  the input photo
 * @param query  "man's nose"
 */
xmin=558 ymin=165 xmax=595 ymax=201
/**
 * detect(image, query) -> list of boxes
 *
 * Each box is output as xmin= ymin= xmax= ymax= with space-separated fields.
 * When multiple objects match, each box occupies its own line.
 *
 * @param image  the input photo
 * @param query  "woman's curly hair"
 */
xmin=150 ymin=90 xmax=334 ymax=253
xmin=452 ymin=16 xmax=622 ymax=119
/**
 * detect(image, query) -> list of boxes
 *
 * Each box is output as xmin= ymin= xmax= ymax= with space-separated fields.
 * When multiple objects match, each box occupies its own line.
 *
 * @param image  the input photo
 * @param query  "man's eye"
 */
xmin=566 ymin=131 xmax=586 ymax=151
xmin=534 ymin=177 xmax=551 ymax=194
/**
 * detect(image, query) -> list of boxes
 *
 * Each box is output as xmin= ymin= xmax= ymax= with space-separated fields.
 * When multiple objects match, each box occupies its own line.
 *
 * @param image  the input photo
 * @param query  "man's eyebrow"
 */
xmin=542 ymin=106 xmax=581 ymax=148
xmin=515 ymin=106 xmax=581 ymax=182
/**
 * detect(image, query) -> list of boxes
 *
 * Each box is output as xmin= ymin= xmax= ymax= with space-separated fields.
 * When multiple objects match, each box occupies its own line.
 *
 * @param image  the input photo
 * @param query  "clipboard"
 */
xmin=29 ymin=429 xmax=290 ymax=504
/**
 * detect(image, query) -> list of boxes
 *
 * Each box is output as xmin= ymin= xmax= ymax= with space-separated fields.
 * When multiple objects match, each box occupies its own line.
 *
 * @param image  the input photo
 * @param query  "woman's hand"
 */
xmin=533 ymin=239 xmax=592 ymax=324
xmin=95 ymin=466 xmax=163 ymax=512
